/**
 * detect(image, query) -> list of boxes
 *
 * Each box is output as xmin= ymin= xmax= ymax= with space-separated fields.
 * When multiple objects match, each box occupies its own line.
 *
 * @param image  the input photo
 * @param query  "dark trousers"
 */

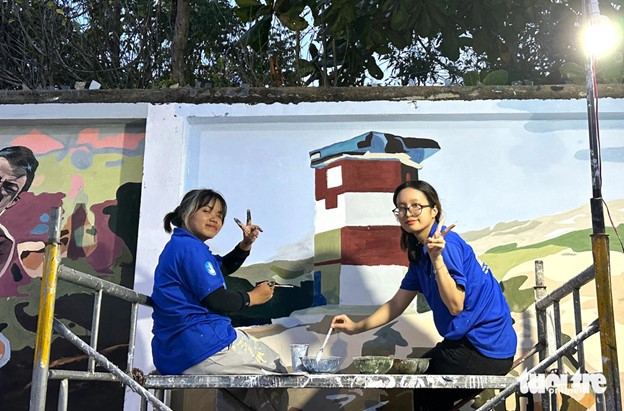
xmin=413 ymin=337 xmax=513 ymax=411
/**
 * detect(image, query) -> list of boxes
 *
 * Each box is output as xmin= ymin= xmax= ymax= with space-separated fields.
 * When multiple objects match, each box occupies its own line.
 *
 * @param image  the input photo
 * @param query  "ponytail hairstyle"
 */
xmin=163 ymin=189 xmax=227 ymax=233
xmin=392 ymin=180 xmax=443 ymax=263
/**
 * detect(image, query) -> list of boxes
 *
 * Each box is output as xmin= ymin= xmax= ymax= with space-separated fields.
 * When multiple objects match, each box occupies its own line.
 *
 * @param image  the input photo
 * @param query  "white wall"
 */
xmin=121 ymin=98 xmax=624 ymax=409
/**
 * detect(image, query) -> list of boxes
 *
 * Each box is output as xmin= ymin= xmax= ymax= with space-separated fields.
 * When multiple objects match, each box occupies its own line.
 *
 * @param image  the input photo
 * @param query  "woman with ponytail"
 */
xmin=151 ymin=189 xmax=287 ymax=410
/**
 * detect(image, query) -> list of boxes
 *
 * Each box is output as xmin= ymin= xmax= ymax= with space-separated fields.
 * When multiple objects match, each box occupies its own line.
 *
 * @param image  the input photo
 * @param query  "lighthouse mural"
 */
xmin=309 ymin=131 xmax=440 ymax=305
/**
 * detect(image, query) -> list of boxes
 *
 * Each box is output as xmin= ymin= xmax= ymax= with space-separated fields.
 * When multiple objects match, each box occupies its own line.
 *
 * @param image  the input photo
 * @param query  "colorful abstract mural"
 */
xmin=0 ymin=124 xmax=145 ymax=409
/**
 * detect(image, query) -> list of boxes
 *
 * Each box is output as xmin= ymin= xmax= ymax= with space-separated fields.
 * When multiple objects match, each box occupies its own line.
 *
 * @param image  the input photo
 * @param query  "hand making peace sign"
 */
xmin=234 ymin=209 xmax=264 ymax=250
xmin=425 ymin=214 xmax=456 ymax=260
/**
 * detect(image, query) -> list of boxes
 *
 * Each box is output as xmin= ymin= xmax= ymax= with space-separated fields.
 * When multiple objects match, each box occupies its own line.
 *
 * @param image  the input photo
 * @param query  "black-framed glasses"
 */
xmin=392 ymin=204 xmax=432 ymax=218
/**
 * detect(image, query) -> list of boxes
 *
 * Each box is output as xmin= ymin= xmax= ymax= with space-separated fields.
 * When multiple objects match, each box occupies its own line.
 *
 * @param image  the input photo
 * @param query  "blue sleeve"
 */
xmin=400 ymin=263 xmax=421 ymax=291
xmin=441 ymin=233 xmax=467 ymax=288
xmin=213 ymin=254 xmax=223 ymax=266
xmin=180 ymin=244 xmax=226 ymax=301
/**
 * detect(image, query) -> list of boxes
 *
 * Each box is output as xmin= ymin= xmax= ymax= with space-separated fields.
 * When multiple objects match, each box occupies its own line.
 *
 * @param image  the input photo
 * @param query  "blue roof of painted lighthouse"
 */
xmin=309 ymin=131 xmax=440 ymax=169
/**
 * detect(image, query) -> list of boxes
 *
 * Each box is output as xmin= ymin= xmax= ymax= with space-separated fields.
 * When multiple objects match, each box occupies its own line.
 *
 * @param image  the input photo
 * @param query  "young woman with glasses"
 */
xmin=331 ymin=180 xmax=517 ymax=411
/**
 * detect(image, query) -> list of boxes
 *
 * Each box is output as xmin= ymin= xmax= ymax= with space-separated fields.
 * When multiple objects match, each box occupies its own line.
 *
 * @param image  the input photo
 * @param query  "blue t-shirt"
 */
xmin=400 ymin=223 xmax=517 ymax=359
xmin=151 ymin=228 xmax=237 ymax=374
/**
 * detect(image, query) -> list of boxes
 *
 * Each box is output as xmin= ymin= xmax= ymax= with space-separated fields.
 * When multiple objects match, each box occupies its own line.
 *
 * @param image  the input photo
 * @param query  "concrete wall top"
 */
xmin=2 ymin=84 xmax=624 ymax=106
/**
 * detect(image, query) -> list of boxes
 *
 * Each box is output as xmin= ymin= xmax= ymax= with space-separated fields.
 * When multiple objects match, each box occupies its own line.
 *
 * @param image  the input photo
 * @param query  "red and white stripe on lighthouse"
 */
xmin=310 ymin=132 xmax=440 ymax=305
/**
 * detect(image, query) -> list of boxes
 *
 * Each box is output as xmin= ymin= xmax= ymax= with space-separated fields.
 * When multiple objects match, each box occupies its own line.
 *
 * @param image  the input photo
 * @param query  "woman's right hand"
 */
xmin=248 ymin=281 xmax=274 ymax=306
xmin=331 ymin=314 xmax=359 ymax=335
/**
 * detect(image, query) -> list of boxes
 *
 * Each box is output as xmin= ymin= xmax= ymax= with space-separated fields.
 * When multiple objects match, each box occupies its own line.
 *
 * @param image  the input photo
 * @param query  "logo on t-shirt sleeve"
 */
xmin=205 ymin=261 xmax=217 ymax=276
xmin=476 ymin=257 xmax=491 ymax=275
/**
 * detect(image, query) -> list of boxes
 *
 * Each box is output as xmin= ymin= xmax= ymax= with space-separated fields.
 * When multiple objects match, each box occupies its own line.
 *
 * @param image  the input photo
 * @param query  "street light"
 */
xmin=583 ymin=9 xmax=619 ymax=57
xmin=582 ymin=1 xmax=622 ymax=410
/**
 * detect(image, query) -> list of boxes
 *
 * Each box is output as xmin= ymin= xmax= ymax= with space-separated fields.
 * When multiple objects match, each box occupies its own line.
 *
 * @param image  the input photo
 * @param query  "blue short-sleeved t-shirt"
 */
xmin=400 ymin=223 xmax=517 ymax=359
xmin=151 ymin=228 xmax=237 ymax=374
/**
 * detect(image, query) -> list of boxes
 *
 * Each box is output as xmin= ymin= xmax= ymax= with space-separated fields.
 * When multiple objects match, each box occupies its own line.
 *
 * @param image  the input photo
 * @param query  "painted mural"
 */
xmin=5 ymin=101 xmax=618 ymax=410
xmin=174 ymin=115 xmax=624 ymax=410
xmin=0 ymin=125 xmax=145 ymax=409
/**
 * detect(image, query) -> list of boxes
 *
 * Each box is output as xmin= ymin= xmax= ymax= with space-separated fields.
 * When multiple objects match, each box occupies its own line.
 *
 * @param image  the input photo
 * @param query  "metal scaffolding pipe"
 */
xmin=58 ymin=265 xmax=151 ymax=305
xmin=29 ymin=207 xmax=62 ymax=411
xmin=48 ymin=369 xmax=121 ymax=382
xmin=52 ymin=319 xmax=171 ymax=411
xmin=476 ymin=320 xmax=600 ymax=411
xmin=535 ymin=265 xmax=594 ymax=310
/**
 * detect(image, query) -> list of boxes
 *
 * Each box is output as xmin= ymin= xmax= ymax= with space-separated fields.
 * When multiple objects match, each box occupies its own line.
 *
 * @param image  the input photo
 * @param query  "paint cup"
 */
xmin=290 ymin=344 xmax=309 ymax=372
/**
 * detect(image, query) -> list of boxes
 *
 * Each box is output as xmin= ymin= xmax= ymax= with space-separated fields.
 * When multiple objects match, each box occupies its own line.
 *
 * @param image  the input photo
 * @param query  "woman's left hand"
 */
xmin=235 ymin=209 xmax=263 ymax=251
xmin=426 ymin=215 xmax=455 ymax=259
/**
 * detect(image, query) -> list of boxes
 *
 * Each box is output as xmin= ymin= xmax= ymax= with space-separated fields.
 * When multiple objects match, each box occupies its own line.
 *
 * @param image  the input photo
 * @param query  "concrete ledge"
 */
xmin=2 ymin=84 xmax=624 ymax=105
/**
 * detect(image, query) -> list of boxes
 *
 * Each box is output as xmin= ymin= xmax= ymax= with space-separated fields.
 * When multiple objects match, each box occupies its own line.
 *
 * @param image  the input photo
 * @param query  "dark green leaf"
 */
xmin=257 ymin=5 xmax=272 ymax=16
xmin=415 ymin=9 xmax=432 ymax=36
xmin=458 ymin=35 xmax=472 ymax=48
xmin=367 ymin=58 xmax=384 ymax=80
xmin=463 ymin=71 xmax=480 ymax=86
xmin=482 ymin=69 xmax=509 ymax=85
xmin=559 ymin=62 xmax=585 ymax=85
xmin=277 ymin=11 xmax=308 ymax=31
xmin=238 ymin=15 xmax=272 ymax=53
xmin=596 ymin=62 xmax=623 ymax=83
xmin=386 ymin=29 xmax=411 ymax=50
xmin=472 ymin=30 xmax=490 ymax=55
xmin=235 ymin=5 xmax=263 ymax=21
xmin=275 ymin=0 xmax=306 ymax=14
xmin=440 ymin=31 xmax=460 ymax=61
xmin=235 ymin=0 xmax=264 ymax=7
xmin=296 ymin=59 xmax=316 ymax=77
xmin=425 ymin=1 xmax=447 ymax=28
xmin=309 ymin=43 xmax=319 ymax=59
xmin=390 ymin=6 xmax=410 ymax=31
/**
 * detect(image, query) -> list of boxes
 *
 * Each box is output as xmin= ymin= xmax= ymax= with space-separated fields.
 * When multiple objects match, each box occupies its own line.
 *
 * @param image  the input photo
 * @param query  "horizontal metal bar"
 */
xmin=48 ymin=370 xmax=120 ymax=382
xmin=535 ymin=265 xmax=594 ymax=310
xmin=143 ymin=374 xmax=516 ymax=390
xmin=58 ymin=266 xmax=151 ymax=305
xmin=511 ymin=343 xmax=541 ymax=370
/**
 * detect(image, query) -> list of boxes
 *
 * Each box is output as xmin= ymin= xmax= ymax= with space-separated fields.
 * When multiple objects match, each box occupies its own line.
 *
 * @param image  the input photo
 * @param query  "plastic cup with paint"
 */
xmin=290 ymin=344 xmax=309 ymax=372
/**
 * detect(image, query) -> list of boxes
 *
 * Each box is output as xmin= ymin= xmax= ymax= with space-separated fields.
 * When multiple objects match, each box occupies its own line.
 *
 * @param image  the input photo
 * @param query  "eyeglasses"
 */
xmin=392 ymin=203 xmax=432 ymax=218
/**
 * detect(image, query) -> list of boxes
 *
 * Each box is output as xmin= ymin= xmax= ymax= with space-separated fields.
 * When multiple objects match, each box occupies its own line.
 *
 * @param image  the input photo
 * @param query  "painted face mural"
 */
xmin=0 ymin=146 xmax=39 ymax=282
xmin=0 ymin=127 xmax=145 ymax=410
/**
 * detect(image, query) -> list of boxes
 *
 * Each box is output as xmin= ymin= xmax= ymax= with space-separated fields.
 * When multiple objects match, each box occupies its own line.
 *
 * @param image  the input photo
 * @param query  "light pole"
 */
xmin=582 ymin=1 xmax=621 ymax=410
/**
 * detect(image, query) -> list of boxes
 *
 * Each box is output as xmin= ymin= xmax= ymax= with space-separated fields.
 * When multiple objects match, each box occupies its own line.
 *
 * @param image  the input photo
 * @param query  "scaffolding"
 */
xmin=29 ymin=207 xmax=619 ymax=410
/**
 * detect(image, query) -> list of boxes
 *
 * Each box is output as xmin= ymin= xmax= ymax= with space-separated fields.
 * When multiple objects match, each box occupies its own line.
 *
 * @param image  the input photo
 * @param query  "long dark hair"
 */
xmin=392 ymin=180 xmax=443 ymax=263
xmin=163 ymin=189 xmax=227 ymax=233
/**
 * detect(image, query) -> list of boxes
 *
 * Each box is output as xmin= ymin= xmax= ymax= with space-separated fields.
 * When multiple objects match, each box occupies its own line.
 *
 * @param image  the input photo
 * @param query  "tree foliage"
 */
xmin=235 ymin=0 xmax=624 ymax=86
xmin=1 ymin=0 xmax=623 ymax=89
xmin=0 ymin=0 xmax=250 ymax=89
